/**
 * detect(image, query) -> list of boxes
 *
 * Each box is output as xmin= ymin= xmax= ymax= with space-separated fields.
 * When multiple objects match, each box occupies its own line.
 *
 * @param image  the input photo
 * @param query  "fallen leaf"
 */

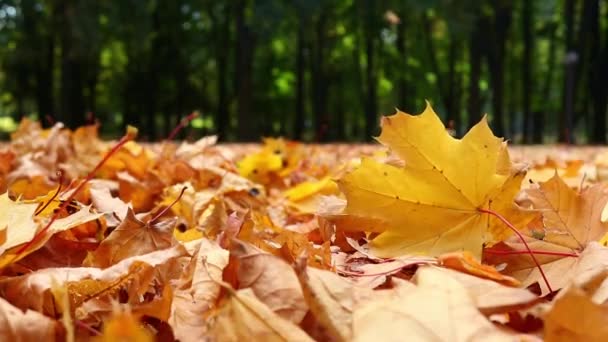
xmin=353 ymin=266 xmax=522 ymax=341
xmin=208 ymin=288 xmax=314 ymax=342
xmin=85 ymin=208 xmax=176 ymax=267
xmin=0 ymin=296 xmax=58 ymax=341
xmin=544 ymin=270 xmax=608 ymax=341
xmin=0 ymin=245 xmax=186 ymax=315
xmin=339 ymin=104 xmax=529 ymax=258
xmin=230 ymin=239 xmax=308 ymax=324
xmin=522 ymin=173 xmax=608 ymax=250
xmin=439 ymin=250 xmax=521 ymax=286
xmin=169 ymin=238 xmax=229 ymax=342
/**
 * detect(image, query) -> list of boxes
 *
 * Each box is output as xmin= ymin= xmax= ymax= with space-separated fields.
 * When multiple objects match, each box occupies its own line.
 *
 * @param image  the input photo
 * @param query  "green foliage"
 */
xmin=0 ymin=0 xmax=605 ymax=143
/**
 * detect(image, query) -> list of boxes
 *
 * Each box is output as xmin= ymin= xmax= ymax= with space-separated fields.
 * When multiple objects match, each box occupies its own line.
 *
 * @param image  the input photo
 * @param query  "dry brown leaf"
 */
xmin=208 ymin=288 xmax=314 ymax=342
xmin=169 ymin=238 xmax=229 ymax=342
xmin=230 ymin=239 xmax=308 ymax=324
xmin=85 ymin=208 xmax=176 ymax=267
xmin=0 ymin=296 xmax=58 ymax=341
xmin=0 ymin=245 xmax=186 ymax=315
xmin=486 ymin=241 xmax=608 ymax=296
xmin=544 ymin=271 xmax=608 ymax=341
xmin=427 ymin=266 xmax=539 ymax=315
xmin=352 ymin=266 xmax=522 ymax=342
xmin=439 ymin=251 xmax=521 ymax=286
xmin=523 ymin=173 xmax=608 ymax=250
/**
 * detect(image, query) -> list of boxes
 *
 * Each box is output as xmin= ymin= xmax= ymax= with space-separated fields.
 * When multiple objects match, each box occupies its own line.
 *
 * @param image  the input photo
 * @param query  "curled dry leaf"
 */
xmin=85 ymin=208 xmax=176 ymax=268
xmin=425 ymin=266 xmax=539 ymax=316
xmin=230 ymin=239 xmax=308 ymax=324
xmin=169 ymin=238 xmax=229 ymax=342
xmin=0 ymin=297 xmax=58 ymax=342
xmin=208 ymin=288 xmax=314 ymax=342
xmin=544 ymin=270 xmax=608 ymax=341
xmin=439 ymin=251 xmax=521 ymax=286
xmin=522 ymin=173 xmax=608 ymax=250
xmin=0 ymin=245 xmax=186 ymax=316
xmin=353 ymin=267 xmax=526 ymax=342
xmin=487 ymin=241 xmax=608 ymax=296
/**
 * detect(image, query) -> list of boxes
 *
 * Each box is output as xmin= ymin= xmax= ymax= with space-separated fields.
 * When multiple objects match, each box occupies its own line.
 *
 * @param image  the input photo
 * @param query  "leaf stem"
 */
xmin=478 ymin=207 xmax=553 ymax=293
xmin=484 ymin=249 xmax=578 ymax=258
xmin=166 ymin=112 xmax=199 ymax=141
xmin=34 ymin=170 xmax=64 ymax=216
xmin=147 ymin=186 xmax=187 ymax=225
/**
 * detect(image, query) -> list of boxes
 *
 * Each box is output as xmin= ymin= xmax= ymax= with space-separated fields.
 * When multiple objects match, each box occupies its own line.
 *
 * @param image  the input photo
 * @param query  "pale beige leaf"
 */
xmin=231 ymin=239 xmax=307 ymax=324
xmin=544 ymin=271 xmax=608 ymax=341
xmin=169 ymin=238 xmax=229 ymax=342
xmin=0 ymin=245 xmax=186 ymax=314
xmin=0 ymin=297 xmax=57 ymax=342
xmin=209 ymin=288 xmax=314 ymax=342
xmin=353 ymin=267 xmax=517 ymax=342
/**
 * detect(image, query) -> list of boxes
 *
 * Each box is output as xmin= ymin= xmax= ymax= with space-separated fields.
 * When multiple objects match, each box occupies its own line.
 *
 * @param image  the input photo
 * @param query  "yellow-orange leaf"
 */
xmin=339 ymin=104 xmax=528 ymax=258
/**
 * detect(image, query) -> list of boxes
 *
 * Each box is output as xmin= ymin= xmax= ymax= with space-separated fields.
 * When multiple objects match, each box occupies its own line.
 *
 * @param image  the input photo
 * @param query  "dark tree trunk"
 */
xmin=537 ymin=20 xmax=558 ymax=143
xmin=363 ymin=0 xmax=377 ymax=139
xmin=395 ymin=10 xmax=409 ymax=111
xmin=589 ymin=0 xmax=605 ymax=143
xmin=36 ymin=35 xmax=55 ymax=125
xmin=311 ymin=10 xmax=329 ymax=141
xmin=467 ymin=17 xmax=483 ymax=129
xmin=522 ymin=0 xmax=534 ymax=143
xmin=560 ymin=0 xmax=576 ymax=143
xmin=210 ymin=4 xmax=230 ymax=140
xmin=485 ymin=2 xmax=512 ymax=137
xmin=234 ymin=0 xmax=256 ymax=141
xmin=59 ymin=0 xmax=86 ymax=128
xmin=294 ymin=10 xmax=306 ymax=140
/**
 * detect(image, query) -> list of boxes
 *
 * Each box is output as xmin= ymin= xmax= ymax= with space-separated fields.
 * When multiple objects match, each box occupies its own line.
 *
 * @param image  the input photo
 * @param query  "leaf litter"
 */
xmin=0 ymin=107 xmax=607 ymax=340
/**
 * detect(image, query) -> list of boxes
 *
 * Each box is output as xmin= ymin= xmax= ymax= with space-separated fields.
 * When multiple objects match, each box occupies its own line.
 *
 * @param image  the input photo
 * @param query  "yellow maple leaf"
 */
xmin=338 ymin=103 xmax=528 ymax=258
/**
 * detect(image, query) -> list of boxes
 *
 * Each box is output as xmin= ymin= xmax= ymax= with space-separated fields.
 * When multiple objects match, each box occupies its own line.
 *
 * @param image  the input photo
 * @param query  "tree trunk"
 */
xmin=363 ymin=0 xmax=377 ymax=139
xmin=395 ymin=10 xmax=410 ymax=111
xmin=294 ymin=10 xmax=306 ymax=140
xmin=311 ymin=10 xmax=329 ymax=141
xmin=560 ymin=0 xmax=576 ymax=143
xmin=485 ymin=2 xmax=512 ymax=137
xmin=234 ymin=0 xmax=256 ymax=141
xmin=59 ymin=0 xmax=86 ymax=128
xmin=211 ymin=4 xmax=230 ymax=140
xmin=36 ymin=34 xmax=55 ymax=126
xmin=467 ymin=17 xmax=482 ymax=130
xmin=589 ymin=0 xmax=605 ymax=143
xmin=522 ymin=0 xmax=533 ymax=143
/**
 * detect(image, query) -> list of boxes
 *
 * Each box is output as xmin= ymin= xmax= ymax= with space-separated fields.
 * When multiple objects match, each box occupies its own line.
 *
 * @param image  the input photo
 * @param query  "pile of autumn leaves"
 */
xmin=0 ymin=107 xmax=608 ymax=341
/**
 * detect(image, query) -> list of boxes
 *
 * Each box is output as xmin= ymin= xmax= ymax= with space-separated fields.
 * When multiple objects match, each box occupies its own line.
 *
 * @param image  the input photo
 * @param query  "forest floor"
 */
xmin=1 ymin=115 xmax=608 ymax=340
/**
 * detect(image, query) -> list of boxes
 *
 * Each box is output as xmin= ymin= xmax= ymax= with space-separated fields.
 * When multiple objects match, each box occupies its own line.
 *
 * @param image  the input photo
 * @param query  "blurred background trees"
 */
xmin=0 ymin=0 xmax=606 ymax=143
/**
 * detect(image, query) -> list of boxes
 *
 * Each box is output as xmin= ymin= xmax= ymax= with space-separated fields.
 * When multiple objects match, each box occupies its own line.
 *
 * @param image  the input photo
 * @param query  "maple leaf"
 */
xmin=0 ymin=195 xmax=104 ymax=268
xmin=544 ymin=270 xmax=608 ymax=341
xmin=297 ymin=263 xmax=533 ymax=341
xmin=0 ymin=245 xmax=186 ymax=316
xmin=485 ymin=174 xmax=608 ymax=294
xmin=229 ymin=239 xmax=308 ymax=324
xmin=169 ymin=238 xmax=229 ymax=342
xmin=523 ymin=173 xmax=608 ymax=249
xmin=352 ymin=267 xmax=528 ymax=341
xmin=338 ymin=104 xmax=530 ymax=258
xmin=0 ymin=296 xmax=58 ymax=341
xmin=84 ymin=208 xmax=176 ymax=268
xmin=208 ymin=288 xmax=314 ymax=342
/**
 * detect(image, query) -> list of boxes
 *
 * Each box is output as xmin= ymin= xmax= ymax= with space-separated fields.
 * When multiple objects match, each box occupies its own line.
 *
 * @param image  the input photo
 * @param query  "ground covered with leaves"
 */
xmin=1 ymin=106 xmax=607 ymax=341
